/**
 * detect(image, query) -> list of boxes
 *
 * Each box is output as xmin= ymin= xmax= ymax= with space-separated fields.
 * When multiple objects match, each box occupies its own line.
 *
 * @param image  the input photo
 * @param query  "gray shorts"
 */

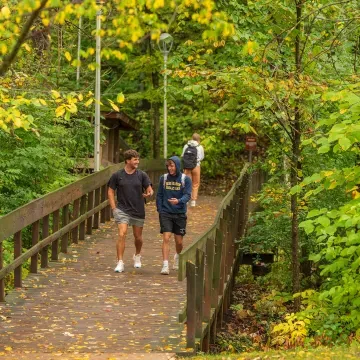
xmin=113 ymin=208 xmax=145 ymax=227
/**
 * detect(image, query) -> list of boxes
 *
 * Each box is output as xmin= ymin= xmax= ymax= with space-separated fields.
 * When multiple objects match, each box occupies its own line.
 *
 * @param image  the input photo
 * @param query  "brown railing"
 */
xmin=0 ymin=159 xmax=165 ymax=302
xmin=178 ymin=164 xmax=265 ymax=351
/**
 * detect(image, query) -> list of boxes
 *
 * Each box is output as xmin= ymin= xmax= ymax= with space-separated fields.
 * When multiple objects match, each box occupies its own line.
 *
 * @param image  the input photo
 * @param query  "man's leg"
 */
xmin=174 ymin=235 xmax=183 ymax=255
xmin=162 ymin=232 xmax=172 ymax=261
xmin=117 ymin=223 xmax=128 ymax=260
xmin=114 ymin=223 xmax=128 ymax=272
xmin=191 ymin=166 xmax=201 ymax=201
xmin=132 ymin=225 xmax=143 ymax=255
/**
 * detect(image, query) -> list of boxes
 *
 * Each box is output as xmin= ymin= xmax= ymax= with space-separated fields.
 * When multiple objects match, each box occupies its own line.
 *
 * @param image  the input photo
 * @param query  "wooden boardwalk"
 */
xmin=0 ymin=196 xmax=221 ymax=359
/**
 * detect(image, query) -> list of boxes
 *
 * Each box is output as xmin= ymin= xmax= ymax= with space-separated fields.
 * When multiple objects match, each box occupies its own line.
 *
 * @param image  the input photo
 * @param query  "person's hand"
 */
xmin=168 ymin=198 xmax=179 ymax=205
xmin=143 ymin=189 xmax=154 ymax=198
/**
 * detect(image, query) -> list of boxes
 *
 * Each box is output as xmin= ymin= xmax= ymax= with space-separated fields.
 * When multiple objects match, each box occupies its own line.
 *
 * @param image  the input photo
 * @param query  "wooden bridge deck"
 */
xmin=0 ymin=196 xmax=221 ymax=359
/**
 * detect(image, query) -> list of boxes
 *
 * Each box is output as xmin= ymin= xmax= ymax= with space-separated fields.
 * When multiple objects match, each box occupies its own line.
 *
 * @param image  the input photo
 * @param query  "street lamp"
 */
xmin=158 ymin=33 xmax=173 ymax=159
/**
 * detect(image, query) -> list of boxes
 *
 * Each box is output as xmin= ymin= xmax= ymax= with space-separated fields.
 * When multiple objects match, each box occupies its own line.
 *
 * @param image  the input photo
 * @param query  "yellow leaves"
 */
xmin=51 ymin=90 xmax=61 ymax=99
xmin=42 ymin=17 xmax=50 ymax=26
xmin=22 ymin=43 xmax=31 ymax=52
xmin=4 ymin=346 xmax=12 ymax=351
xmin=0 ymin=43 xmax=7 ymax=55
xmin=116 ymin=92 xmax=125 ymax=104
xmin=64 ymin=51 xmax=72 ymax=62
xmin=109 ymin=100 xmax=120 ymax=112
xmin=1 ymin=6 xmax=10 ymax=19
xmin=84 ymin=97 xmax=93 ymax=107
xmin=243 ymin=40 xmax=258 ymax=56
xmin=55 ymin=106 xmax=65 ymax=117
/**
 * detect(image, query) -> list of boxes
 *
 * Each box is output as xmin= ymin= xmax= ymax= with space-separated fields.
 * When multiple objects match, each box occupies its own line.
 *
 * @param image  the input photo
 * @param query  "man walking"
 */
xmin=156 ymin=156 xmax=192 ymax=275
xmin=108 ymin=149 xmax=153 ymax=273
xmin=181 ymin=133 xmax=205 ymax=207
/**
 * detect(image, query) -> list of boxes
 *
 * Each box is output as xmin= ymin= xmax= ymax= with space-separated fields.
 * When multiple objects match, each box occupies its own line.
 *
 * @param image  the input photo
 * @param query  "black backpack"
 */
xmin=182 ymin=145 xmax=198 ymax=169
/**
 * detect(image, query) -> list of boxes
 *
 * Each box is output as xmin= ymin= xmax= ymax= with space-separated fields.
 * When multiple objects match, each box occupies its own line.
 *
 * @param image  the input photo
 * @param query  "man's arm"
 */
xmin=156 ymin=176 xmax=164 ymax=212
xmin=177 ymin=176 xmax=192 ymax=204
xmin=108 ymin=187 xmax=117 ymax=210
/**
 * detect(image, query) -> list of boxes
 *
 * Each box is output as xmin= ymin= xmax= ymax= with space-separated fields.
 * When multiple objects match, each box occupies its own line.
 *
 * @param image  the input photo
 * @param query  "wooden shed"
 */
xmin=85 ymin=110 xmax=139 ymax=170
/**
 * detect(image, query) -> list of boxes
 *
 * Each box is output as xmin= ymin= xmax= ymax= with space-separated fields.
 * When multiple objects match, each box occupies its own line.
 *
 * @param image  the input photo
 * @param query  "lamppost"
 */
xmin=158 ymin=33 xmax=173 ymax=159
xmin=94 ymin=0 xmax=103 ymax=172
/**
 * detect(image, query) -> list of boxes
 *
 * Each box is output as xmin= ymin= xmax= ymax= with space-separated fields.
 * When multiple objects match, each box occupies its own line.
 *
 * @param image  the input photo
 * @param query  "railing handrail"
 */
xmin=178 ymin=163 xmax=250 ymax=281
xmin=0 ymin=159 xmax=164 ymax=243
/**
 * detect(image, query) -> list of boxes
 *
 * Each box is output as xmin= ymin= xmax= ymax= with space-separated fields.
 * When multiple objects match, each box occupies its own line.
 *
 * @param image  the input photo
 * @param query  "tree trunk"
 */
xmin=291 ymin=0 xmax=304 ymax=311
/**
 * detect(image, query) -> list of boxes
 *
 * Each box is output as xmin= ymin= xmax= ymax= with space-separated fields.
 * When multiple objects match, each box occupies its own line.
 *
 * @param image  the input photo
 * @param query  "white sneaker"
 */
xmin=190 ymin=200 xmax=196 ymax=207
xmin=133 ymin=254 xmax=142 ymax=268
xmin=114 ymin=260 xmax=124 ymax=273
xmin=161 ymin=263 xmax=170 ymax=275
xmin=173 ymin=253 xmax=179 ymax=270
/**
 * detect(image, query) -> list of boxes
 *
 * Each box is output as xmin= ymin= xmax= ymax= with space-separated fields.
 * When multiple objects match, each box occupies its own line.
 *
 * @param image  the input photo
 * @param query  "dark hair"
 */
xmin=124 ymin=149 xmax=140 ymax=163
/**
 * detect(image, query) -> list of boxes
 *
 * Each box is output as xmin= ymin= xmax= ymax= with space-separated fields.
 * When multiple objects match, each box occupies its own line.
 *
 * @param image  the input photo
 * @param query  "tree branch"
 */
xmin=0 ymin=0 xmax=48 ymax=77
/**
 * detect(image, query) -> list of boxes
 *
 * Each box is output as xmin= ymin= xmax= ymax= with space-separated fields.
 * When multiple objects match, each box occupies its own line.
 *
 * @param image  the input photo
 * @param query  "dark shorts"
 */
xmin=159 ymin=213 xmax=187 ymax=236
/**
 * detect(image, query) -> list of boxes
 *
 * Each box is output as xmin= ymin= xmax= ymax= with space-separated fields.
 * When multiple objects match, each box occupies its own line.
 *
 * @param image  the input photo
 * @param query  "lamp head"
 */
xmin=158 ymin=33 xmax=173 ymax=55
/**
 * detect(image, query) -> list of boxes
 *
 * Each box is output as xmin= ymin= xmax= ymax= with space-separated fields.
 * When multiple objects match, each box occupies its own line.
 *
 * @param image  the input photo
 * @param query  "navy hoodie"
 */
xmin=156 ymin=156 xmax=192 ymax=214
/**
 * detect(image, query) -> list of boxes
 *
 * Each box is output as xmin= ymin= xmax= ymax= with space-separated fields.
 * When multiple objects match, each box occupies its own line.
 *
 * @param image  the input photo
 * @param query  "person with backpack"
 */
xmin=181 ymin=133 xmax=205 ymax=207
xmin=108 ymin=149 xmax=153 ymax=273
xmin=156 ymin=156 xmax=192 ymax=275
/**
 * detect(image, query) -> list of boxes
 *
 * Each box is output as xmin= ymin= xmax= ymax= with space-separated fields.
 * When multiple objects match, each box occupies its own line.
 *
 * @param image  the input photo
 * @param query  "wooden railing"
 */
xmin=0 ymin=159 xmax=165 ymax=302
xmin=178 ymin=164 xmax=265 ymax=351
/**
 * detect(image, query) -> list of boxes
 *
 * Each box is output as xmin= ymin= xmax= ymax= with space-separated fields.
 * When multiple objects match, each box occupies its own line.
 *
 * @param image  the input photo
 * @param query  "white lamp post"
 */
xmin=94 ymin=0 xmax=103 ymax=172
xmin=158 ymin=33 xmax=173 ymax=159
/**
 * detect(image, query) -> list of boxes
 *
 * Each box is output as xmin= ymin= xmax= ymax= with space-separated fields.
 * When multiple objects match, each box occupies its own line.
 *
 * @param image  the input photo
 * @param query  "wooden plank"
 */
xmin=71 ymin=199 xmax=80 ymax=243
xmin=79 ymin=195 xmax=86 ymax=240
xmin=86 ymin=191 xmax=94 ymax=235
xmin=0 ymin=243 xmax=4 ymax=301
xmin=51 ymin=210 xmax=60 ymax=260
xmin=14 ymin=231 xmax=22 ymax=287
xmin=211 ymin=228 xmax=223 ymax=308
xmin=41 ymin=215 xmax=49 ymax=268
xmin=203 ymin=238 xmax=214 ymax=323
xmin=0 ymin=160 xmax=165 ymax=243
xmin=195 ymin=249 xmax=205 ymax=339
xmin=93 ymin=188 xmax=100 ymax=229
xmin=186 ymin=261 xmax=196 ymax=349
xmin=100 ymin=185 xmax=106 ymax=223
xmin=0 ymin=200 xmax=109 ymax=281
xmin=31 ymin=221 xmax=39 ymax=274
xmin=61 ymin=205 xmax=69 ymax=254
xmin=219 ymin=216 xmax=227 ymax=295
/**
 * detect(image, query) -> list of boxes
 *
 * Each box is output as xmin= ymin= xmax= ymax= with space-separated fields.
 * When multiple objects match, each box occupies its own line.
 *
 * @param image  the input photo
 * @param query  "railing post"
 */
xmin=52 ymin=210 xmax=60 ymax=260
xmin=14 ymin=231 xmax=22 ymax=287
xmin=186 ymin=261 xmax=196 ymax=349
xmin=0 ymin=243 xmax=4 ymax=302
xmin=61 ymin=205 xmax=69 ymax=253
xmin=93 ymin=188 xmax=101 ymax=229
xmin=41 ymin=215 xmax=49 ymax=268
xmin=31 ymin=221 xmax=39 ymax=273
xmin=79 ymin=195 xmax=86 ymax=240
xmin=203 ymin=237 xmax=214 ymax=323
xmin=71 ymin=199 xmax=80 ymax=244
xmin=195 ymin=248 xmax=205 ymax=339
xmin=86 ymin=191 xmax=94 ymax=235
xmin=100 ymin=185 xmax=106 ymax=223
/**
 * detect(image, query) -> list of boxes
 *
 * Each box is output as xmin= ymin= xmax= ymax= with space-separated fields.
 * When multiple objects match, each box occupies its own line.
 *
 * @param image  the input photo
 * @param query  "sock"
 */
xmin=163 ymin=260 xmax=169 ymax=266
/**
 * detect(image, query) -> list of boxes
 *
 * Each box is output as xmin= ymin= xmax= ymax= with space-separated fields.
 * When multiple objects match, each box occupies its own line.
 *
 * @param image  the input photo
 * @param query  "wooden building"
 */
xmin=86 ymin=110 xmax=139 ymax=170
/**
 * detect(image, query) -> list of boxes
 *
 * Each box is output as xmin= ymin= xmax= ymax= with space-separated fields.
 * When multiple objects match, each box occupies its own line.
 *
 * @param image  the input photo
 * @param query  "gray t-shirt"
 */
xmin=108 ymin=169 xmax=151 ymax=219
